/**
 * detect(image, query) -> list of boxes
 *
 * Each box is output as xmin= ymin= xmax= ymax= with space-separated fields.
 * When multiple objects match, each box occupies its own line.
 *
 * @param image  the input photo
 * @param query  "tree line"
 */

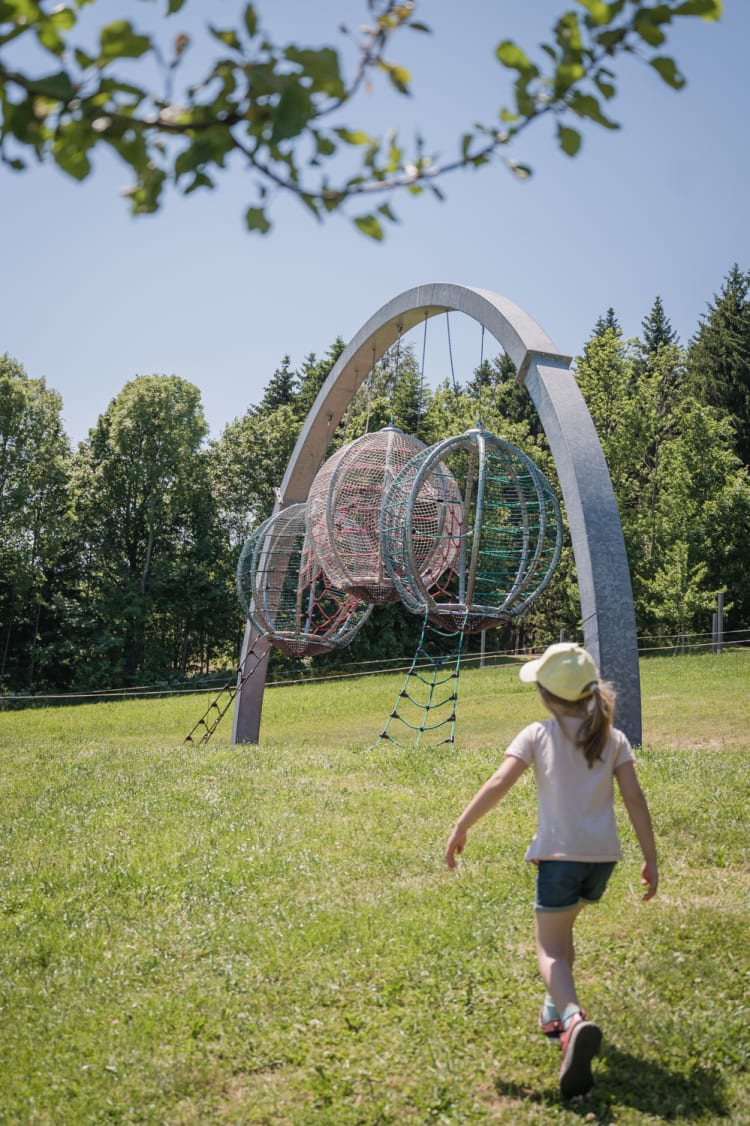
xmin=2 ymin=263 xmax=749 ymax=696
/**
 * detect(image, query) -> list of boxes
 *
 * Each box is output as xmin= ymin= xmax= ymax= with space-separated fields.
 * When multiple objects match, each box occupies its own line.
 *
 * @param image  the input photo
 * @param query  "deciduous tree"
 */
xmin=0 ymin=354 xmax=70 ymax=690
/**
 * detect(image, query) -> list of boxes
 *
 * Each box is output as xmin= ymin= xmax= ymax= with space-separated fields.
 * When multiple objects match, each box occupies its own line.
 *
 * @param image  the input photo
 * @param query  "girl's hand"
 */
xmin=641 ymin=860 xmax=659 ymax=900
xmin=445 ymin=827 xmax=467 ymax=869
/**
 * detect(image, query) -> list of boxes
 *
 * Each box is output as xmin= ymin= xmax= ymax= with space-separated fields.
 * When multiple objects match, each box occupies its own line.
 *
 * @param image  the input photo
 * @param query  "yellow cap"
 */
xmin=519 ymin=642 xmax=598 ymax=701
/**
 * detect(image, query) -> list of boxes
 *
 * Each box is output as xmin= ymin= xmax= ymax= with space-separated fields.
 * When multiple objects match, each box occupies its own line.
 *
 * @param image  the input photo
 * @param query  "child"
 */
xmin=445 ymin=642 xmax=658 ymax=1100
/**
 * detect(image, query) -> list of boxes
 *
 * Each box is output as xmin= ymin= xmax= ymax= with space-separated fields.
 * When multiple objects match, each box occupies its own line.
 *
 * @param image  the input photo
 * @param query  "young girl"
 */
xmin=445 ymin=642 xmax=658 ymax=1100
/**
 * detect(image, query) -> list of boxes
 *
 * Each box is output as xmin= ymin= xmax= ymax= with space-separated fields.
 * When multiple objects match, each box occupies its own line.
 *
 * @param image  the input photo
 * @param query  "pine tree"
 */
xmin=633 ymin=297 xmax=684 ymax=404
xmin=592 ymin=308 xmax=622 ymax=337
xmin=259 ymin=356 xmax=297 ymax=412
xmin=687 ymin=263 xmax=750 ymax=465
xmin=641 ymin=296 xmax=678 ymax=355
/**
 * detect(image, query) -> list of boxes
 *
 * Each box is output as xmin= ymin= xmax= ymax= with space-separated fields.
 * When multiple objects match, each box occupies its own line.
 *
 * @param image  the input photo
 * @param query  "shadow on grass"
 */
xmin=494 ymin=1043 xmax=731 ymax=1120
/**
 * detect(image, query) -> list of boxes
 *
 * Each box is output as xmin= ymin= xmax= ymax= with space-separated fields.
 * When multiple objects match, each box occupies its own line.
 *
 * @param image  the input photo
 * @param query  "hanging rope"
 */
xmin=417 ymin=310 xmax=429 ymax=439
xmin=363 ymin=346 xmax=377 ymax=434
xmin=446 ymin=311 xmax=460 ymax=398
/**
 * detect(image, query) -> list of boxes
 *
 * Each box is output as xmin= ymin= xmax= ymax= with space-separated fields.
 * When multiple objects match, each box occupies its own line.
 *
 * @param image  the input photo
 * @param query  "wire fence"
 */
xmin=1 ymin=629 xmax=748 ymax=710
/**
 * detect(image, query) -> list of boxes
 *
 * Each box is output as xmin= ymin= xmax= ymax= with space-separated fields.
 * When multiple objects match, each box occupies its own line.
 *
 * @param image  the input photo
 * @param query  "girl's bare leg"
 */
xmin=535 ymin=904 xmax=584 ymax=1016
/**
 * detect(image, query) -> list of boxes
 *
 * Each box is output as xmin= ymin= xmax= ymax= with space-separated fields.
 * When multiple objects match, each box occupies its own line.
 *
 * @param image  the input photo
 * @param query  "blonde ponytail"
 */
xmin=577 ymin=680 xmax=616 ymax=766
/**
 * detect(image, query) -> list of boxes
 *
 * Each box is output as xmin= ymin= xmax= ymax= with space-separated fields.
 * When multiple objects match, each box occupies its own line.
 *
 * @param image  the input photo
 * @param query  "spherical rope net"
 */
xmin=237 ymin=503 xmax=372 ymax=658
xmin=305 ymin=424 xmax=447 ymax=605
xmin=381 ymin=427 xmax=562 ymax=632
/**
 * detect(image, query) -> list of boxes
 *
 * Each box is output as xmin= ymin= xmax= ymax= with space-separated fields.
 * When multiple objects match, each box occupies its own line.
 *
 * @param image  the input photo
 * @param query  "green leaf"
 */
xmin=633 ymin=12 xmax=667 ymax=48
xmin=557 ymin=123 xmax=582 ymax=156
xmin=33 ymin=70 xmax=75 ymax=100
xmin=568 ymin=91 xmax=619 ymax=128
xmin=354 ymin=214 xmax=384 ymax=240
xmin=52 ymin=140 xmax=91 ymax=180
xmin=49 ymin=5 xmax=75 ymax=31
xmin=245 ymin=206 xmax=271 ymax=233
xmin=334 ymin=128 xmax=370 ymax=146
xmin=674 ymin=0 xmax=722 ymax=17
xmin=496 ymin=40 xmax=534 ymax=72
xmin=594 ymin=67 xmax=617 ymax=99
xmin=208 ymin=25 xmax=242 ymax=51
xmin=381 ymin=62 xmax=411 ymax=95
xmin=577 ymin=0 xmax=612 ymax=25
xmin=650 ymin=55 xmax=686 ymax=89
xmin=270 ymin=82 xmax=311 ymax=144
xmin=167 ymin=0 xmax=187 ymax=12
xmin=595 ymin=27 xmax=628 ymax=51
xmin=377 ymin=202 xmax=398 ymax=223
xmin=99 ymin=21 xmax=151 ymax=61
xmin=183 ymin=171 xmax=214 ymax=195
xmin=284 ymin=47 xmax=344 ymax=98
xmin=299 ymin=193 xmax=321 ymax=219
xmin=554 ymin=11 xmax=584 ymax=53
xmin=313 ymin=131 xmax=336 ymax=157
xmin=74 ymin=47 xmax=95 ymax=68
xmin=244 ymin=4 xmax=258 ymax=36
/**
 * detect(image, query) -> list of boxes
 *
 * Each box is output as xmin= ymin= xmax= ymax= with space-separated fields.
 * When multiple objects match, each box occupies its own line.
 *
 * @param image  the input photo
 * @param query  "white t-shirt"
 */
xmin=506 ymin=717 xmax=635 ymax=862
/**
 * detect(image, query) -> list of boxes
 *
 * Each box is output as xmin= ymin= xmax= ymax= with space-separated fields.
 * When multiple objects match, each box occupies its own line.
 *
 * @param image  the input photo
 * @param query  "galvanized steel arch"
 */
xmin=232 ymin=283 xmax=641 ymax=745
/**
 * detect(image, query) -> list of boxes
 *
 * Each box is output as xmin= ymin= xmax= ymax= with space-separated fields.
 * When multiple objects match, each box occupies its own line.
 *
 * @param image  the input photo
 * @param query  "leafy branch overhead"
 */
xmin=0 ymin=0 xmax=722 ymax=237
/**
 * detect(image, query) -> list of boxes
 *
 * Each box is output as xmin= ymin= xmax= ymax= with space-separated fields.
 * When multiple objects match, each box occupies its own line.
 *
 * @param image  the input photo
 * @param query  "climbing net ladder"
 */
xmin=375 ymin=615 xmax=467 ymax=749
xmin=184 ymin=635 xmax=269 ymax=746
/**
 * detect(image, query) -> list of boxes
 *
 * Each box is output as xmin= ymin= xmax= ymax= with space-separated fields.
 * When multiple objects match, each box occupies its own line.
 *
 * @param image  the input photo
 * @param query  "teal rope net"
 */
xmin=375 ymin=613 xmax=467 ymax=749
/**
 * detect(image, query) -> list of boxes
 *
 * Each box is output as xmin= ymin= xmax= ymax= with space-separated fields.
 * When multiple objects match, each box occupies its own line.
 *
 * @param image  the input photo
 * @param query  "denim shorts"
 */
xmin=534 ymin=860 xmax=617 ymax=912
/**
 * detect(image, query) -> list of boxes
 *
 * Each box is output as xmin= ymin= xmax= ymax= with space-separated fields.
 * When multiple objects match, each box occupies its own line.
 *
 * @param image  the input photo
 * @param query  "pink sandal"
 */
xmin=539 ymin=1010 xmax=563 ymax=1040
xmin=539 ymin=1006 xmax=587 ymax=1042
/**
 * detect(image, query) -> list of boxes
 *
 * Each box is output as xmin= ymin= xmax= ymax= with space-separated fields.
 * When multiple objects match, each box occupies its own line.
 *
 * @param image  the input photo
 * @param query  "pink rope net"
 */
xmin=306 ymin=425 xmax=435 ymax=604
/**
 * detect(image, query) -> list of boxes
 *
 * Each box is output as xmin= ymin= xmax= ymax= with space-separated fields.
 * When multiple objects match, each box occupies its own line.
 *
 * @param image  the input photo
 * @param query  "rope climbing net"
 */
xmin=382 ymin=427 xmax=562 ymax=632
xmin=237 ymin=503 xmax=372 ymax=657
xmin=305 ymin=425 xmax=429 ymax=604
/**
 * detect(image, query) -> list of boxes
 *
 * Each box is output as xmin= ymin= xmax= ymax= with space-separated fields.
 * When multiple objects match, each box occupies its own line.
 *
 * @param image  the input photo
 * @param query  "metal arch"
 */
xmin=232 ymin=282 xmax=642 ymax=746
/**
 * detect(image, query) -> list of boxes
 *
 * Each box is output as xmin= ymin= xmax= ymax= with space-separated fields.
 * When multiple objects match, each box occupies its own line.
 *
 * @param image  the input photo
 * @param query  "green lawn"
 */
xmin=0 ymin=651 xmax=748 ymax=1124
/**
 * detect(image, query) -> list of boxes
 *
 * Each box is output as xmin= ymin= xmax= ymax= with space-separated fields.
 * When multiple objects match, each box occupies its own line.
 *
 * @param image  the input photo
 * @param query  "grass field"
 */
xmin=0 ymin=651 xmax=748 ymax=1124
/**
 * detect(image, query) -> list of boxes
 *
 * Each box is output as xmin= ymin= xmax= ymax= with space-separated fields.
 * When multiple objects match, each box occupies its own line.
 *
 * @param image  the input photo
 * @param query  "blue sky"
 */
xmin=1 ymin=0 xmax=747 ymax=446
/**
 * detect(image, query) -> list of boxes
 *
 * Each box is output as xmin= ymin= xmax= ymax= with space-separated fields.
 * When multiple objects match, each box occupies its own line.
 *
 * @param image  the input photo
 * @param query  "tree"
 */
xmin=258 ymin=356 xmax=298 ymax=413
xmin=640 ymin=294 xmax=678 ymax=355
xmin=210 ymin=401 xmax=302 ymax=550
xmin=574 ymin=320 xmax=750 ymax=637
xmin=592 ymin=307 xmax=622 ymax=338
xmin=0 ymin=354 xmax=71 ymax=690
xmin=294 ymin=340 xmax=346 ymax=421
xmin=0 ymin=0 xmax=722 ymax=237
xmin=68 ymin=374 xmax=219 ymax=685
xmin=686 ymin=263 xmax=750 ymax=465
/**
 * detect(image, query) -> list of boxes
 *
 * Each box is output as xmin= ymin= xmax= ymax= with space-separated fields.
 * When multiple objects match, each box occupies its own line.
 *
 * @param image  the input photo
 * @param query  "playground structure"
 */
xmin=230 ymin=283 xmax=642 ymax=747
xmin=227 ymin=422 xmax=562 ymax=750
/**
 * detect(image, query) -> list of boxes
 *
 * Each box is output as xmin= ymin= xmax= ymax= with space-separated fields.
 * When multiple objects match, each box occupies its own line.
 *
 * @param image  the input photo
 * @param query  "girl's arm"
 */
xmin=614 ymin=760 xmax=659 ymax=900
xmin=445 ymin=755 xmax=529 ymax=868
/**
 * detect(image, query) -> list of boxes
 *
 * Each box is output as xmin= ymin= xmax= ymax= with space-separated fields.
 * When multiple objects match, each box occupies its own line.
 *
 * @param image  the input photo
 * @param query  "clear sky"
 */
xmin=1 ymin=0 xmax=747 ymax=446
